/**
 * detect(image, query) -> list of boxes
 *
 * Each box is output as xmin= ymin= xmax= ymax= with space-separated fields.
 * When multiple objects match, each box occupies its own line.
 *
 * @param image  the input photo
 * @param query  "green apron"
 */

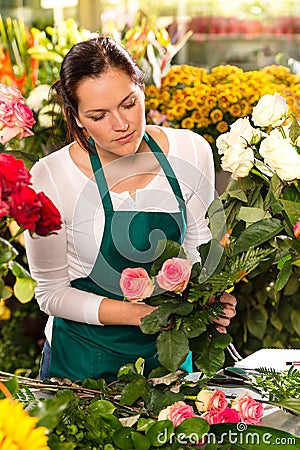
xmin=49 ymin=132 xmax=192 ymax=382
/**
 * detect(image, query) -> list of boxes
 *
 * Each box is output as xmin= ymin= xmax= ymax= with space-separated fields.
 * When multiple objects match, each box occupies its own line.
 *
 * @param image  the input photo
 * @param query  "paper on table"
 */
xmin=234 ymin=348 xmax=300 ymax=371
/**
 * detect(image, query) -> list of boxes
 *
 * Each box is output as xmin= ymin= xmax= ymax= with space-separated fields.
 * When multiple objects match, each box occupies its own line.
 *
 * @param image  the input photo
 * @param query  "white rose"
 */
xmin=229 ymin=117 xmax=262 ymax=145
xmin=252 ymin=93 xmax=289 ymax=127
xmin=259 ymin=130 xmax=300 ymax=181
xmin=216 ymin=118 xmax=261 ymax=157
xmin=220 ymin=143 xmax=254 ymax=179
xmin=216 ymin=132 xmax=230 ymax=154
xmin=26 ymin=84 xmax=51 ymax=112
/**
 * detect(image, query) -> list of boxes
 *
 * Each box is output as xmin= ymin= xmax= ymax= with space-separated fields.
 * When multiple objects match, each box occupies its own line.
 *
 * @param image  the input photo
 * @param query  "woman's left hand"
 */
xmin=212 ymin=292 xmax=237 ymax=333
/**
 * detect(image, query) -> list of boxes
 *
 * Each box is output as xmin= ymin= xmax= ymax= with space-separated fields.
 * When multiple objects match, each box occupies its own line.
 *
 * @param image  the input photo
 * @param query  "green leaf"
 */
xmin=247 ymin=305 xmax=268 ymax=340
xmin=10 ymin=260 xmax=32 ymax=278
xmin=227 ymin=188 xmax=248 ymax=202
xmin=289 ymin=115 xmax=300 ymax=142
xmin=280 ymin=199 xmax=300 ymax=226
xmin=175 ymin=417 xmax=209 ymax=445
xmin=232 ymin=218 xmax=284 ymax=255
xmin=13 ymin=277 xmax=37 ymax=303
xmin=291 ymin=310 xmax=300 ymax=337
xmin=275 ymin=260 xmax=292 ymax=292
xmin=156 ymin=329 xmax=189 ymax=372
xmin=88 ymin=399 xmax=116 ymax=415
xmin=112 ymin=427 xmax=135 ymax=450
xmin=207 ymin=198 xmax=227 ymax=241
xmin=271 ymin=397 xmax=300 ymax=415
xmin=193 ymin=332 xmax=226 ymax=377
xmin=145 ymin=420 xmax=174 ymax=447
xmin=120 ymin=378 xmax=147 ymax=406
xmin=197 ymin=239 xmax=225 ymax=282
xmin=131 ymin=430 xmax=151 ymax=450
xmin=237 ymin=207 xmax=271 ymax=223
xmin=213 ymin=332 xmax=232 ymax=349
xmin=0 ymin=237 xmax=18 ymax=263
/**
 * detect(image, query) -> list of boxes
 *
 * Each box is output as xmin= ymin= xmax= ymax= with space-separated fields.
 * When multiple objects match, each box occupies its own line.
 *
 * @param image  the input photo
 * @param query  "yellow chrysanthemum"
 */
xmin=181 ymin=117 xmax=195 ymax=129
xmin=183 ymin=96 xmax=198 ymax=111
xmin=145 ymin=98 xmax=159 ymax=110
xmin=145 ymin=85 xmax=160 ymax=98
xmin=228 ymin=103 xmax=242 ymax=117
xmin=0 ymin=398 xmax=49 ymax=450
xmin=210 ymin=108 xmax=223 ymax=124
xmin=216 ymin=121 xmax=229 ymax=134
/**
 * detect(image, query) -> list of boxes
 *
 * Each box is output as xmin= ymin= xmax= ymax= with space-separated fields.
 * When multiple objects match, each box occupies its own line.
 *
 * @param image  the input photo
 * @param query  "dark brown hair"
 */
xmin=51 ymin=35 xmax=145 ymax=152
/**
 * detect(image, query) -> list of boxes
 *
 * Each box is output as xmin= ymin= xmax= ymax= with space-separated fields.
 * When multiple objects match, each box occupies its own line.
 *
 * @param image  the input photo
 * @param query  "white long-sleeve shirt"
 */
xmin=25 ymin=127 xmax=215 ymax=342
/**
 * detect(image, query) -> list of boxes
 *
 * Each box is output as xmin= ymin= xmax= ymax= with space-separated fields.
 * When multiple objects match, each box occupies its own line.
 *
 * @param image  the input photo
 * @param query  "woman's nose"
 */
xmin=112 ymin=115 xmax=129 ymax=131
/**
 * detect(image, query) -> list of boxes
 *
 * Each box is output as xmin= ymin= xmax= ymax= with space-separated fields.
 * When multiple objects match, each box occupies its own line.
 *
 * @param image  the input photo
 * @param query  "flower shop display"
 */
xmin=1 ymin=361 xmax=300 ymax=449
xmin=145 ymin=63 xmax=300 ymax=169
xmin=214 ymin=92 xmax=300 ymax=353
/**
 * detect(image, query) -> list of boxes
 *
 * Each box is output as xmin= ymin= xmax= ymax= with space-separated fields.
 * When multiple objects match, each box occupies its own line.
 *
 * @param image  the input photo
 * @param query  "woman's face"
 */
xmin=76 ymin=68 xmax=146 ymax=162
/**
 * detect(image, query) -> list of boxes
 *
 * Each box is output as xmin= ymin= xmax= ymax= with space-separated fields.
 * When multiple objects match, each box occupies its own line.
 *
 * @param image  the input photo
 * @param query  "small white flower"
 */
xmin=38 ymin=104 xmax=61 ymax=129
xmin=252 ymin=93 xmax=289 ymax=128
xmin=26 ymin=84 xmax=51 ymax=112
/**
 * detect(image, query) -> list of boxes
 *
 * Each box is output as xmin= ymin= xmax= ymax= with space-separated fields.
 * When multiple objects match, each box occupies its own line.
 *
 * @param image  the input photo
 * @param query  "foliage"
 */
xmin=0 ymin=299 xmax=44 ymax=377
xmin=253 ymin=366 xmax=300 ymax=403
xmin=145 ymin=64 xmax=300 ymax=168
xmin=228 ymin=267 xmax=300 ymax=355
xmin=1 ymin=364 xmax=300 ymax=449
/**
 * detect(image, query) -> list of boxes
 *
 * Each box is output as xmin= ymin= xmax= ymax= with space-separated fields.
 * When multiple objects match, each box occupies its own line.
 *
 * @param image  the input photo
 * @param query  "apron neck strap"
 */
xmin=89 ymin=138 xmax=113 ymax=211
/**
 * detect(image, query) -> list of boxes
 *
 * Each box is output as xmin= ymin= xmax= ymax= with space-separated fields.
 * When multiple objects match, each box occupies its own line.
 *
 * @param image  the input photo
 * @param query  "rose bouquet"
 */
xmin=0 ymin=83 xmax=62 ymax=306
xmin=120 ymin=237 xmax=273 ymax=378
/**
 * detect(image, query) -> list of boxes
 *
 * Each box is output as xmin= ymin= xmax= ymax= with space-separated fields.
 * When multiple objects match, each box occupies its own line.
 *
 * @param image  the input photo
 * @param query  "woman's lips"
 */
xmin=114 ymin=130 xmax=134 ymax=143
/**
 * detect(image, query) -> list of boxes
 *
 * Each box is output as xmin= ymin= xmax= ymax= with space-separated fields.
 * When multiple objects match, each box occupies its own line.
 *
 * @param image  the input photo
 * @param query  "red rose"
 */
xmin=9 ymin=185 xmax=42 ymax=231
xmin=0 ymin=154 xmax=31 ymax=197
xmin=34 ymin=192 xmax=62 ymax=236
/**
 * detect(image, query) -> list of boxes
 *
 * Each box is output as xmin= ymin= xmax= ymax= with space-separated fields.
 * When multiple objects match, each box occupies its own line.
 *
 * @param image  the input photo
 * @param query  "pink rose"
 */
xmin=196 ymin=389 xmax=227 ymax=414
xmin=120 ymin=267 xmax=154 ymax=301
xmin=0 ymin=84 xmax=35 ymax=144
xmin=0 ymin=83 xmax=23 ymax=102
xmin=294 ymin=221 xmax=300 ymax=239
xmin=156 ymin=257 xmax=192 ymax=293
xmin=205 ymin=406 xmax=240 ymax=424
xmin=209 ymin=389 xmax=228 ymax=413
xmin=231 ymin=392 xmax=264 ymax=424
xmin=12 ymin=102 xmax=35 ymax=137
xmin=158 ymin=401 xmax=196 ymax=428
